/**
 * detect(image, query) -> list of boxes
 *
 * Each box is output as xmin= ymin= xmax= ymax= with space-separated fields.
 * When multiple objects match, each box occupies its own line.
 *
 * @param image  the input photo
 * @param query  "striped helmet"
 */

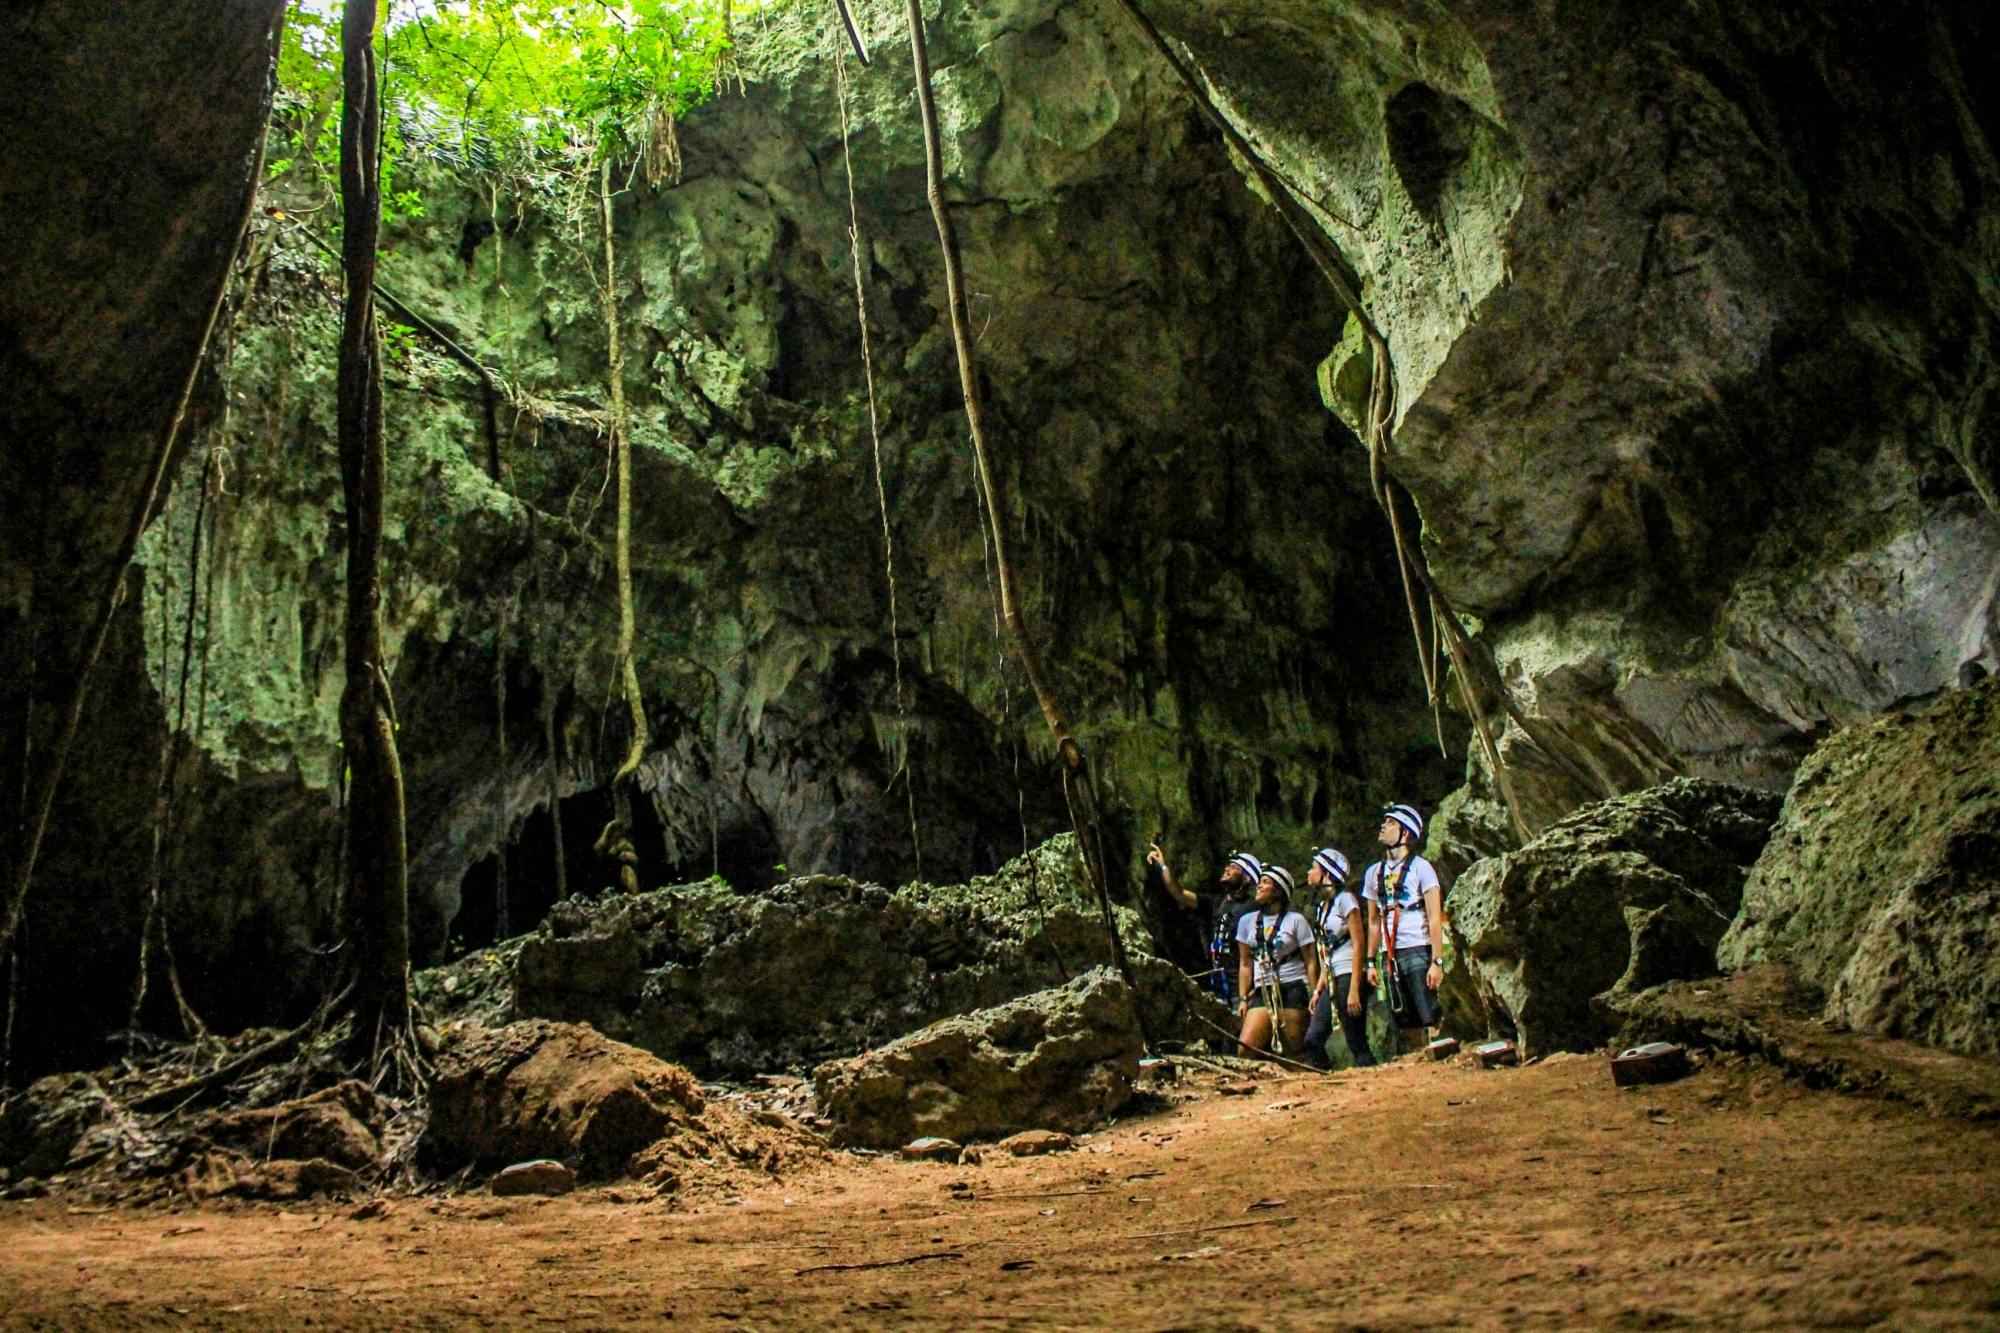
xmin=1382 ymin=803 xmax=1425 ymax=844
xmin=1226 ymin=852 xmax=1263 ymax=888
xmin=1312 ymin=847 xmax=1350 ymax=885
xmin=1261 ymin=864 xmax=1295 ymax=900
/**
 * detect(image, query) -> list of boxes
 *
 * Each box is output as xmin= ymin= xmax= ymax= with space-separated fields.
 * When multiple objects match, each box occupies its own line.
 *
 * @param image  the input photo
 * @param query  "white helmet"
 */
xmin=1261 ymin=864 xmax=1295 ymax=900
xmin=1226 ymin=852 xmax=1263 ymax=887
xmin=1382 ymin=804 xmax=1425 ymax=844
xmin=1312 ymin=847 xmax=1350 ymax=885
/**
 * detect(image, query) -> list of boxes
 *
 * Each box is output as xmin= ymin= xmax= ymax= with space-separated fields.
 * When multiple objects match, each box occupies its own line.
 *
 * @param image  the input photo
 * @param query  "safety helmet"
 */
xmin=1382 ymin=804 xmax=1425 ymax=844
xmin=1312 ymin=847 xmax=1350 ymax=885
xmin=1226 ymin=852 xmax=1263 ymax=888
xmin=1261 ymin=864 xmax=1295 ymax=900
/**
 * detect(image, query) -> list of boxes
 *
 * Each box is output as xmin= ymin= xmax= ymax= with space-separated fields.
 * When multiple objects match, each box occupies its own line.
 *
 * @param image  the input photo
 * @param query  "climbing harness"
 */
xmin=1253 ymin=907 xmax=1302 ymax=1054
xmin=1373 ymin=854 xmax=1416 ymax=1019
xmin=1314 ymin=891 xmax=1351 ymax=980
xmin=1207 ymin=908 xmax=1240 ymax=1005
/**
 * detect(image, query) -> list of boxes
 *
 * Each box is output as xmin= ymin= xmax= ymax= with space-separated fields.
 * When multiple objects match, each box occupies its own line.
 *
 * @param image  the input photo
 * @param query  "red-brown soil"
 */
xmin=3 ymin=1052 xmax=1996 ymax=1329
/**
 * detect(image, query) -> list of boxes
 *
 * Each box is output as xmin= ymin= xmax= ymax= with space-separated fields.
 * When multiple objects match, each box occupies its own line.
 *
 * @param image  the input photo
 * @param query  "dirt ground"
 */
xmin=2 ymin=1052 xmax=1996 ymax=1330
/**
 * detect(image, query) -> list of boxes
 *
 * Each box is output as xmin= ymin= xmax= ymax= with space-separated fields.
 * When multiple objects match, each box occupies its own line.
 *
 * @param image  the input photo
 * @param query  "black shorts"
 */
xmin=1388 ymin=947 xmax=1443 ymax=1026
xmin=1247 ymin=979 xmax=1310 ymax=1012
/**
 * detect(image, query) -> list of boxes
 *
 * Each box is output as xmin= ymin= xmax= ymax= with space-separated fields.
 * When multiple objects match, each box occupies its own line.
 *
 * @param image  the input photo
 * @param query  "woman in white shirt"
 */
xmin=1302 ymin=847 xmax=1376 ymax=1069
xmin=1234 ymin=865 xmax=1319 ymax=1057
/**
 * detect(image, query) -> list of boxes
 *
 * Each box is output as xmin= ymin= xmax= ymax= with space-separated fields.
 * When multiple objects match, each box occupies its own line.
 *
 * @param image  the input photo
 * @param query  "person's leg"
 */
xmin=1280 ymin=980 xmax=1312 ymax=1056
xmin=1395 ymin=949 xmax=1441 ymax=1050
xmin=1278 ymin=1005 xmax=1310 ymax=1054
xmin=1301 ymin=985 xmax=1334 ymax=1070
xmin=1238 ymin=1004 xmax=1273 ymax=1056
xmin=1334 ymin=971 xmax=1376 ymax=1067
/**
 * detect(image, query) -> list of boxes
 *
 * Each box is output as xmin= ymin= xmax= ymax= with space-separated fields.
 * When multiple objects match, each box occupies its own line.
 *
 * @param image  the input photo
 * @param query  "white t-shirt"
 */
xmin=1362 ymin=855 xmax=1441 ymax=952
xmin=1235 ymin=909 xmax=1312 ymax=986
xmin=1313 ymin=890 xmax=1364 ymax=972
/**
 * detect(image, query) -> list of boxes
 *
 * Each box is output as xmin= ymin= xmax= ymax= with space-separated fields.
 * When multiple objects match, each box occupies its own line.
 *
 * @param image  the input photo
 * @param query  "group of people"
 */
xmin=1148 ymin=803 xmax=1446 ymax=1068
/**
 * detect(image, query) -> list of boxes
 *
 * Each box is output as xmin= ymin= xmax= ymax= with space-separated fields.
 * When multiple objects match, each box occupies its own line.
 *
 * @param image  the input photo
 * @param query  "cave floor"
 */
xmin=2 ymin=1052 xmax=1996 ymax=1329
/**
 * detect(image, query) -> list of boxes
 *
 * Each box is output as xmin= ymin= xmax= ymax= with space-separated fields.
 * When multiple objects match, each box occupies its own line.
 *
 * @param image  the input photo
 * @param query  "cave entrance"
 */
xmin=446 ymin=782 xmax=784 ymax=957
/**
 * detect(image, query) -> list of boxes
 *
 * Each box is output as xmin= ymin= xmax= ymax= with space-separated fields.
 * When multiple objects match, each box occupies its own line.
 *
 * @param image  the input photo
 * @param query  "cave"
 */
xmin=3 ymin=0 xmax=1999 ymax=1322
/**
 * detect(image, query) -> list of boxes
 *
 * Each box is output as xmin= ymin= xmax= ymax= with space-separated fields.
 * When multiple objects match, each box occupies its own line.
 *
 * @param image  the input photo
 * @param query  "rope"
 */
xmin=832 ymin=33 xmax=924 ymax=882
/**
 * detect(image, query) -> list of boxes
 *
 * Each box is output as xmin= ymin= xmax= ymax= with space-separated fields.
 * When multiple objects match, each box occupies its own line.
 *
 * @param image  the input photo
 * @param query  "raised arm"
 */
xmin=1148 ymin=842 xmax=1198 ymax=910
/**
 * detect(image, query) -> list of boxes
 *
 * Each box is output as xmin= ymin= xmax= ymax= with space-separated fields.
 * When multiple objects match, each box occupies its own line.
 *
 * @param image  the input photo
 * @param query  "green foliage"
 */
xmin=271 ymin=0 xmax=752 ymax=213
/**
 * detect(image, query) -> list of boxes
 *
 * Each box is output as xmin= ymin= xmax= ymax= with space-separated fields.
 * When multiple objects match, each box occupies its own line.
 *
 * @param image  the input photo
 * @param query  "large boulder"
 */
xmin=508 ymin=838 xmax=1138 ymax=1078
xmin=1720 ymin=677 xmax=2000 ymax=1055
xmin=813 ymin=963 xmax=1198 ymax=1150
xmin=0 ymin=1072 xmax=113 ymax=1175
xmin=422 ymin=1020 xmax=707 ymax=1178
xmin=1613 ymin=965 xmax=2000 ymax=1121
xmin=1453 ymin=778 xmax=1780 ymax=1055
xmin=205 ymin=1079 xmax=387 ymax=1172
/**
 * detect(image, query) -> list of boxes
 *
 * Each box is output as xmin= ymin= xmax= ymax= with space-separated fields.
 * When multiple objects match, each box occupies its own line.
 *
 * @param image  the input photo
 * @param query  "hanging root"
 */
xmin=493 ymin=596 xmax=511 ymax=938
xmin=903 ymin=0 xmax=1147 ymax=1039
xmin=1110 ymin=0 xmax=1533 ymax=843
xmin=832 ymin=31 xmax=924 ymax=881
xmin=600 ymin=156 xmax=648 ymax=800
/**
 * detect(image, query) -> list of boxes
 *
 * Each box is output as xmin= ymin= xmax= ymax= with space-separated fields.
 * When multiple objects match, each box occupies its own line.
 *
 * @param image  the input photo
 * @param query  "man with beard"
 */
xmin=1147 ymin=842 xmax=1263 ymax=1008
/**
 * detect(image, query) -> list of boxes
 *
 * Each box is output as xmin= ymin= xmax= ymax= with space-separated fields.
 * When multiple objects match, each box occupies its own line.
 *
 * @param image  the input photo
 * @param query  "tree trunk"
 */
xmin=337 ymin=0 xmax=411 ymax=1048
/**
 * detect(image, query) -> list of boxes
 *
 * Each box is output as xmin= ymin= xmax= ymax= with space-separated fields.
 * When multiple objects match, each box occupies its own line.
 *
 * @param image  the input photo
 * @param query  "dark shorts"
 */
xmin=1387 ymin=947 xmax=1443 ymax=1027
xmin=1247 ymin=979 xmax=1310 ymax=1012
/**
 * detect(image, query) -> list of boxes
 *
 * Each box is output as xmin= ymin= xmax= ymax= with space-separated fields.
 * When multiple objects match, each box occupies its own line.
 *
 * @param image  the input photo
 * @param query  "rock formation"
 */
xmin=1453 ymin=778 xmax=1780 ymax=1054
xmin=503 ymin=837 xmax=1138 ymax=1078
xmin=813 ymin=962 xmax=1209 ymax=1149
xmin=1144 ymin=0 xmax=2000 ymax=841
xmin=4 ymin=0 xmax=1998 ymax=1077
xmin=1720 ymin=676 xmax=2000 ymax=1055
xmin=422 ymin=1019 xmax=693 ymax=1177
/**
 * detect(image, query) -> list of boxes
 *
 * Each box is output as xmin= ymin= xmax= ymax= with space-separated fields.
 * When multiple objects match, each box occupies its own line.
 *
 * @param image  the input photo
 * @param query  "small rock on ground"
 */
xmin=492 ymin=1160 xmax=576 ymax=1196
xmin=999 ymin=1130 xmax=1073 ymax=1157
xmin=899 ymin=1138 xmax=962 ymax=1163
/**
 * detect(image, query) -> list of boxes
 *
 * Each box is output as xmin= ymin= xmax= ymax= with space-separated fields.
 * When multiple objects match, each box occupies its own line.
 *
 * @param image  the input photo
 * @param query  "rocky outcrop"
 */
xmin=1150 ymin=0 xmax=2000 ymax=829
xmin=206 ymin=1079 xmax=387 ymax=1172
xmin=1719 ymin=676 xmax=2000 ymax=1055
xmin=421 ymin=1019 xmax=822 ymax=1187
xmin=422 ymin=1020 xmax=707 ymax=1178
xmin=1612 ymin=966 xmax=2000 ymax=1121
xmin=814 ymin=964 xmax=1196 ymax=1149
xmin=507 ymin=838 xmax=1142 ymax=1078
xmin=0 ymin=0 xmax=294 ymax=1080
xmin=1453 ymin=778 xmax=1779 ymax=1054
xmin=0 ymin=1073 xmax=114 ymax=1176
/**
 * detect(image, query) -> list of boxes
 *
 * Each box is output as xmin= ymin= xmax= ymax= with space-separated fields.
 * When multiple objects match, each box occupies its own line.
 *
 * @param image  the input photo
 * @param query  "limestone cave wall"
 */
xmin=1144 ymin=0 xmax=2000 ymax=854
xmin=5 ymin=0 xmax=1997 ymax=1078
